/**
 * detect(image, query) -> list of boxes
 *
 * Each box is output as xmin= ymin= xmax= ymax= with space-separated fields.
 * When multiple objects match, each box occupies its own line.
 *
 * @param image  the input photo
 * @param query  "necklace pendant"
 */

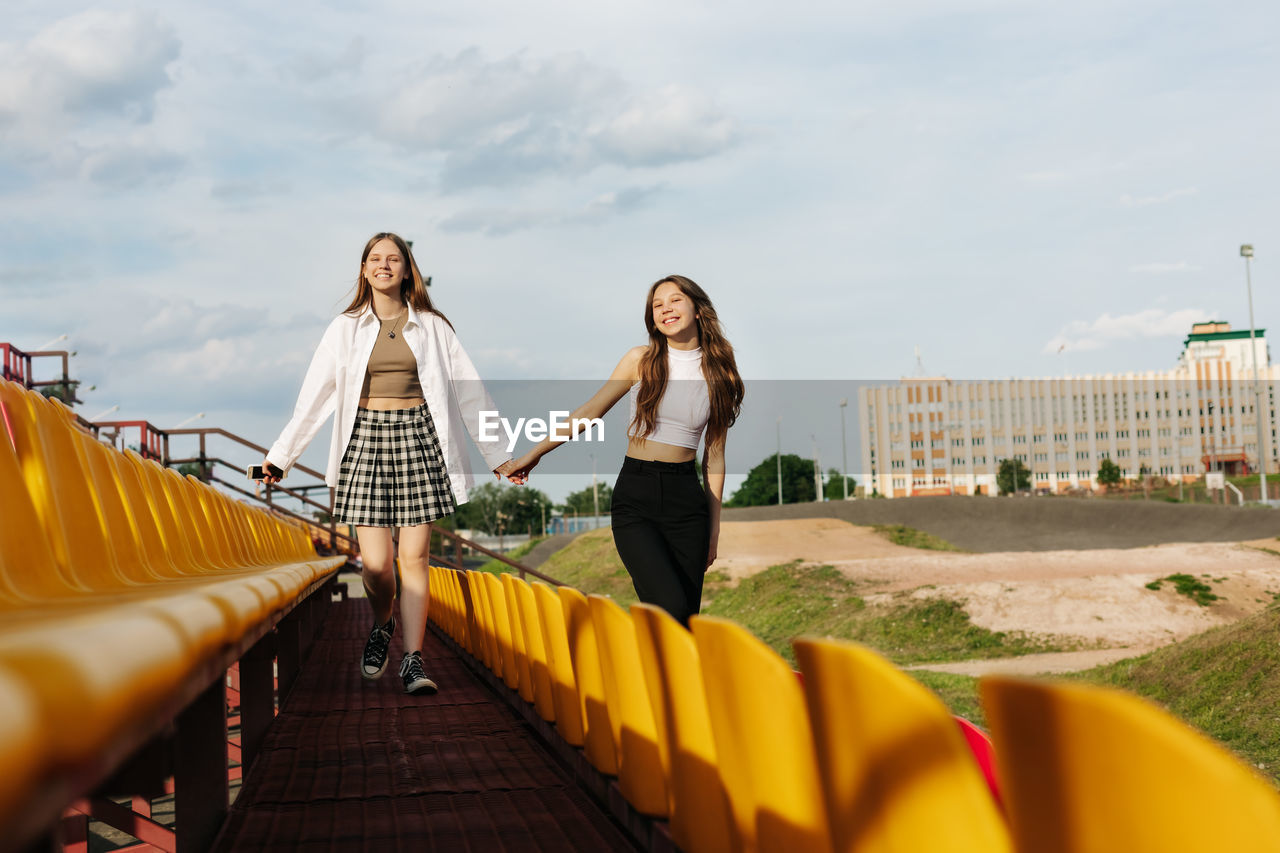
xmin=388 ymin=331 xmax=396 ymax=339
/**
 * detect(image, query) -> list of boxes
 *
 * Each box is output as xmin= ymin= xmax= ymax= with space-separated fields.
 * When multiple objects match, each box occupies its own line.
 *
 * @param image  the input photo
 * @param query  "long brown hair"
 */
xmin=342 ymin=232 xmax=451 ymax=327
xmin=631 ymin=275 xmax=744 ymax=453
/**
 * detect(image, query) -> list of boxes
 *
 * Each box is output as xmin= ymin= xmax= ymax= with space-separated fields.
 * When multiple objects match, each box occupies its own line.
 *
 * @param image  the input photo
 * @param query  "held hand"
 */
xmin=494 ymin=459 xmax=523 ymax=484
xmin=261 ymin=459 xmax=283 ymax=485
xmin=505 ymin=451 xmax=540 ymax=484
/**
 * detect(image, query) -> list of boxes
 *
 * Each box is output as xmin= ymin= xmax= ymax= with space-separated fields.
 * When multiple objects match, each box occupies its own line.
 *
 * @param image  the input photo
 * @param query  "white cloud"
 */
xmin=438 ymin=184 xmax=663 ymax=235
xmin=79 ymin=143 xmax=185 ymax=188
xmin=340 ymin=49 xmax=739 ymax=189
xmin=0 ymin=9 xmax=180 ymax=136
xmin=1044 ymin=308 xmax=1207 ymax=354
xmin=594 ymin=85 xmax=740 ymax=167
xmin=1129 ymin=261 xmax=1200 ymax=274
xmin=1118 ymin=187 xmax=1197 ymax=207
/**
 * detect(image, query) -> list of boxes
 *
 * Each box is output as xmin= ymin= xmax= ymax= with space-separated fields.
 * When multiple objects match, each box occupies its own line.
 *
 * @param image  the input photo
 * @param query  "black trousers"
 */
xmin=611 ymin=456 xmax=710 ymax=626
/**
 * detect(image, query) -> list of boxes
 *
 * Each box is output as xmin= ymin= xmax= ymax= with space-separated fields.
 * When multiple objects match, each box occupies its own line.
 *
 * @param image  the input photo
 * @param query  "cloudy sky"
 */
xmin=3 ymin=0 xmax=1278 ymax=499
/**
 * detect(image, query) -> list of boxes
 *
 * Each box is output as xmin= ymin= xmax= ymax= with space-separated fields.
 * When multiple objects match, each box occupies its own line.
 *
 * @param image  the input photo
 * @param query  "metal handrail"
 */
xmin=86 ymin=419 xmax=560 ymax=582
xmin=1 ymin=344 xmax=82 ymax=403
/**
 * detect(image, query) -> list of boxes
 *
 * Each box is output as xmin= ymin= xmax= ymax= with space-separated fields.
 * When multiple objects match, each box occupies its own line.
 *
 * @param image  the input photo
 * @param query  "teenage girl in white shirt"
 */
xmin=507 ymin=275 xmax=744 ymax=625
xmin=263 ymin=232 xmax=515 ymax=693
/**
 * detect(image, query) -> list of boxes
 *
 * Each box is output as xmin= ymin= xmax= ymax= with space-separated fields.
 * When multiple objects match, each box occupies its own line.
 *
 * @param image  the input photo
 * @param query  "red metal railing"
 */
xmin=0 ymin=343 xmax=81 ymax=402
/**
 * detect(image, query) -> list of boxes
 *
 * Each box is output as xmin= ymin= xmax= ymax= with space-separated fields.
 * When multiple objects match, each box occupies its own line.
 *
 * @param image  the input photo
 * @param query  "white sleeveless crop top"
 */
xmin=627 ymin=347 xmax=710 ymax=450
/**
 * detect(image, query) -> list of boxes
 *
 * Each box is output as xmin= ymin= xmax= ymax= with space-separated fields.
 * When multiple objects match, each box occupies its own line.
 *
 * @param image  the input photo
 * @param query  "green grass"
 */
xmin=1145 ymin=573 xmax=1220 ymax=606
xmin=530 ymin=526 xmax=1280 ymax=777
xmin=1069 ymin=604 xmax=1280 ymax=784
xmin=536 ymin=529 xmax=637 ymax=605
xmin=475 ymin=537 xmax=546 ymax=575
xmin=871 ymin=524 xmax=967 ymax=552
xmin=532 ymin=531 xmax=1061 ymax=722
xmin=908 ymin=671 xmax=984 ymax=727
xmin=701 ymin=561 xmax=1060 ymax=667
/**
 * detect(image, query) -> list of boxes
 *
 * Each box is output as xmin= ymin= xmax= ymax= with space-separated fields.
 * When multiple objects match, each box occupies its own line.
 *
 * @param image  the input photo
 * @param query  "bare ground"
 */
xmin=712 ymin=516 xmax=1280 ymax=675
xmin=721 ymin=495 xmax=1280 ymax=552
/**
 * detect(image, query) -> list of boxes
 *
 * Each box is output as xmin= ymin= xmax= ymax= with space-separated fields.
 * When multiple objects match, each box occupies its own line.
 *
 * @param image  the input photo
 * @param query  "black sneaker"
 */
xmin=400 ymin=651 xmax=438 ymax=695
xmin=361 ymin=617 xmax=395 ymax=679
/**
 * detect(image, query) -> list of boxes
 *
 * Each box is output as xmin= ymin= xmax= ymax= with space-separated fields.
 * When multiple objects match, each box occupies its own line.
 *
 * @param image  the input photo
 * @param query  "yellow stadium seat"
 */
xmin=0 ymin=609 xmax=197 ymax=772
xmin=632 ymin=603 xmax=736 ymax=853
xmin=588 ymin=595 xmax=669 ymax=817
xmin=558 ymin=586 xmax=618 ymax=775
xmin=691 ymin=615 xmax=831 ymax=853
xmin=501 ymin=573 xmax=536 ymax=703
xmin=532 ymin=581 xmax=585 ymax=747
xmin=793 ymin=637 xmax=1010 ymax=853
xmin=465 ymin=571 xmax=497 ymax=671
xmin=485 ymin=573 xmax=518 ymax=688
xmin=981 ymin=676 xmax=1280 ymax=853
xmin=0 ymin=665 xmax=49 ymax=835
xmin=512 ymin=577 xmax=556 ymax=722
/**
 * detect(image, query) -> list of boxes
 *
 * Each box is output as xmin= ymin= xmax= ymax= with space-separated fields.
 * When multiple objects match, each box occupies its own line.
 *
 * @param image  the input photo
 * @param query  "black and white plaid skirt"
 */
xmin=333 ymin=404 xmax=456 ymax=528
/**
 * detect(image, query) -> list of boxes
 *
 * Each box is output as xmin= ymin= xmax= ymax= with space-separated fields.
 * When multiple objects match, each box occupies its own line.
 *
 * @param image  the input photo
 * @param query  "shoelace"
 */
xmin=364 ymin=623 xmax=392 ymax=665
xmin=400 ymin=653 xmax=426 ymax=680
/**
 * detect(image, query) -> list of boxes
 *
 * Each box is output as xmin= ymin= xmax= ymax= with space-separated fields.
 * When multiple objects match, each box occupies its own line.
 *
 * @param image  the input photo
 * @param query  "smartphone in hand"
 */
xmin=246 ymin=463 xmax=285 ymax=481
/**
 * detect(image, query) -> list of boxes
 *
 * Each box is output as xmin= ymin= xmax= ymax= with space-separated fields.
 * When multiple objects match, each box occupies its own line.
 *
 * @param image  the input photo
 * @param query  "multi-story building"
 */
xmin=859 ymin=322 xmax=1277 ymax=497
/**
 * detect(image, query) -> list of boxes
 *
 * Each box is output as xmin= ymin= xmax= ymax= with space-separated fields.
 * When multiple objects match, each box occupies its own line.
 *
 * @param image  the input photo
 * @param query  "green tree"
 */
xmin=38 ymin=381 xmax=76 ymax=404
xmin=824 ymin=467 xmax=856 ymax=500
xmin=1098 ymin=457 xmax=1122 ymax=487
xmin=996 ymin=458 xmax=1030 ymax=496
xmin=175 ymin=461 xmax=206 ymax=479
xmin=509 ymin=487 xmax=554 ymax=535
xmin=562 ymin=481 xmax=613 ymax=515
xmin=453 ymin=482 xmax=554 ymax=535
xmin=726 ymin=453 xmax=817 ymax=507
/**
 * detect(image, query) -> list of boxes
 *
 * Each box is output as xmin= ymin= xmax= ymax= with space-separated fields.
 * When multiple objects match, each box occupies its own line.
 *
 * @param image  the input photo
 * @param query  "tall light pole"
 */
xmin=1243 ymin=244 xmax=1269 ymax=503
xmin=776 ymin=416 xmax=783 ymax=506
xmin=811 ymin=434 xmax=824 ymax=502
xmin=590 ymin=452 xmax=600 ymax=527
xmin=839 ymin=398 xmax=850 ymax=500
xmin=35 ymin=334 xmax=68 ymax=351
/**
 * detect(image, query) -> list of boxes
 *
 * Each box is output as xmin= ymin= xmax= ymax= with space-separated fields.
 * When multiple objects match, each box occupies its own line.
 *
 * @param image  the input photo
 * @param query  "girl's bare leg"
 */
xmin=396 ymin=523 xmax=432 ymax=654
xmin=356 ymin=526 xmax=397 ymax=626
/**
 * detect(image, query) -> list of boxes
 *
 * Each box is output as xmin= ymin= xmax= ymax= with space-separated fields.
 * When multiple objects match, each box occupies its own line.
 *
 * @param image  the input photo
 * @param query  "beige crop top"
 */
xmin=360 ymin=319 xmax=424 ymax=399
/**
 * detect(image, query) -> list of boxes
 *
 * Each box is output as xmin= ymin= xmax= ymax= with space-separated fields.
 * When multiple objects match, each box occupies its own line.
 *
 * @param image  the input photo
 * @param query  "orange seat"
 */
xmin=632 ymin=603 xmax=735 ymax=853
xmin=793 ymin=637 xmax=1010 ymax=852
xmin=982 ymin=676 xmax=1280 ymax=853
xmin=484 ymin=573 xmax=516 ymax=687
xmin=558 ymin=586 xmax=617 ymax=775
xmin=691 ymin=615 xmax=831 ymax=853
xmin=512 ymin=576 xmax=556 ymax=722
xmin=589 ymin=595 xmax=668 ymax=816
xmin=501 ymin=573 xmax=536 ymax=703
xmin=533 ymin=581 xmax=584 ymax=746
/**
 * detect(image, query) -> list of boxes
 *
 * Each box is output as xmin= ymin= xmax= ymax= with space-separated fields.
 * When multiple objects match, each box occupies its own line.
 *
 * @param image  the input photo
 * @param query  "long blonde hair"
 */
xmin=342 ymin=232 xmax=451 ymax=327
xmin=631 ymin=275 xmax=744 ymax=453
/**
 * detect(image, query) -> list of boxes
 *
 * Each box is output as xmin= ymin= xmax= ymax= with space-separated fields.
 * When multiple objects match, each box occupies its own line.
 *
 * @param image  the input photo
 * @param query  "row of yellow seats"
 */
xmin=430 ymin=565 xmax=1280 ymax=853
xmin=426 ymin=567 xmax=1001 ymax=852
xmin=0 ymin=378 xmax=345 ymax=839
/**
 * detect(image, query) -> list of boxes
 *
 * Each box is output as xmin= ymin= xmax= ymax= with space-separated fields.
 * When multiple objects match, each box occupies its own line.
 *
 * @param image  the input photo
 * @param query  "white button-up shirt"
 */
xmin=266 ymin=305 xmax=510 ymax=504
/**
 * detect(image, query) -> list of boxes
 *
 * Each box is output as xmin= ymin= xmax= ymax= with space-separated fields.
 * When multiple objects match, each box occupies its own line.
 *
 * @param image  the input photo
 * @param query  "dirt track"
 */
xmin=721 ymin=495 xmax=1280 ymax=552
xmin=522 ymin=498 xmax=1280 ymax=673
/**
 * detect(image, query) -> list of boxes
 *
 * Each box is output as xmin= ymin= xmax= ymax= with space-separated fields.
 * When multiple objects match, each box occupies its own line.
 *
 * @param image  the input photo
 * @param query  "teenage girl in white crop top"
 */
xmin=507 ymin=275 xmax=744 ymax=625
